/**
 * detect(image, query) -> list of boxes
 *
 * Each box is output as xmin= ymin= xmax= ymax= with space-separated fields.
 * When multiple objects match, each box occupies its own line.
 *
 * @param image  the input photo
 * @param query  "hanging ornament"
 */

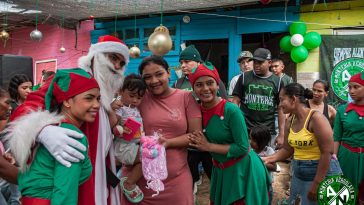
xmin=147 ymin=0 xmax=172 ymax=56
xmin=30 ymin=29 xmax=43 ymax=41
xmin=129 ymin=3 xmax=140 ymax=59
xmin=59 ymin=13 xmax=66 ymax=53
xmin=129 ymin=45 xmax=141 ymax=58
xmin=59 ymin=46 xmax=66 ymax=53
xmin=279 ymin=21 xmax=322 ymax=63
xmin=89 ymin=15 xmax=94 ymax=20
xmin=0 ymin=30 xmax=9 ymax=41
xmin=148 ymin=25 xmax=172 ymax=56
xmin=30 ymin=0 xmax=42 ymax=41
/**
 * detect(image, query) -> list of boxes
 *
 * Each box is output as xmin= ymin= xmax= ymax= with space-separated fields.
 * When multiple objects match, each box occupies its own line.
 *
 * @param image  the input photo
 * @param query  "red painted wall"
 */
xmin=0 ymin=20 xmax=93 ymax=69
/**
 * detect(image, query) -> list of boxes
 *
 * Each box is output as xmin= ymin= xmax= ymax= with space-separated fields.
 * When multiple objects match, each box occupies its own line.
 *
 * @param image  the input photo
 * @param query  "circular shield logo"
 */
xmin=331 ymin=58 xmax=364 ymax=101
xmin=318 ymin=175 xmax=356 ymax=205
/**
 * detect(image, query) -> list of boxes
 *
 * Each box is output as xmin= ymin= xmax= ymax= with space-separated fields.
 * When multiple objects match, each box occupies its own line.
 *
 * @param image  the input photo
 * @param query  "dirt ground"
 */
xmin=196 ymin=162 xmax=291 ymax=205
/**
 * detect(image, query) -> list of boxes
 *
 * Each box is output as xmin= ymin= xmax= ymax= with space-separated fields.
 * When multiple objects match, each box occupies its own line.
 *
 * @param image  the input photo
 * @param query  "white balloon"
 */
xmin=290 ymin=34 xmax=304 ymax=47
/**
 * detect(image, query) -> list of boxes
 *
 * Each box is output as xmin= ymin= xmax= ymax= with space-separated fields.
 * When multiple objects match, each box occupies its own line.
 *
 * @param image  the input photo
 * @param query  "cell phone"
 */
xmin=123 ymin=118 xmax=142 ymax=141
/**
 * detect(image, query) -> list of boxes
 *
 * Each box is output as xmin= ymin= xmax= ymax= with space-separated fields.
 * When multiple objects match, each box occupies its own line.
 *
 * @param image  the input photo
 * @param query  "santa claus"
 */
xmin=3 ymin=35 xmax=129 ymax=205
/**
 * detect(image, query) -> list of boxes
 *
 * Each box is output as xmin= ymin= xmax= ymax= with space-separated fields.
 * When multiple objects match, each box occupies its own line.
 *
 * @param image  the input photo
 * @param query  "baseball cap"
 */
xmin=237 ymin=51 xmax=253 ymax=63
xmin=252 ymin=48 xmax=272 ymax=61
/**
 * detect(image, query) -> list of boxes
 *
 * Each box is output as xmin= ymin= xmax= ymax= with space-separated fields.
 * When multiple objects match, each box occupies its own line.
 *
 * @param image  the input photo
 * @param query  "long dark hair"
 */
xmin=283 ymin=83 xmax=313 ymax=104
xmin=138 ymin=55 xmax=169 ymax=74
xmin=8 ymin=74 xmax=32 ymax=101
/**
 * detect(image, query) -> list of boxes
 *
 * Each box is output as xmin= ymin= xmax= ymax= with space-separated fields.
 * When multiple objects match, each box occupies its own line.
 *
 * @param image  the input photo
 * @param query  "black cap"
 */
xmin=252 ymin=48 xmax=272 ymax=61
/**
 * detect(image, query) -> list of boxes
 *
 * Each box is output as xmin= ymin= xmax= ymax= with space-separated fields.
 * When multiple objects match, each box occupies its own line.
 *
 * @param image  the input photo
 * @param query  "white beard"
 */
xmin=92 ymin=53 xmax=124 ymax=111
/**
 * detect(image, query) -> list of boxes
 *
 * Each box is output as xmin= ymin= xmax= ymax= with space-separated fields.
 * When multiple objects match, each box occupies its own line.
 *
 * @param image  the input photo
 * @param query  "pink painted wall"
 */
xmin=0 ymin=20 xmax=93 ymax=69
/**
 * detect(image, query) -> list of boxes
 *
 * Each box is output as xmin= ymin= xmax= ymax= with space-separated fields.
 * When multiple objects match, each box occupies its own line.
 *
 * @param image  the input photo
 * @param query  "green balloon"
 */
xmin=291 ymin=46 xmax=309 ymax=63
xmin=303 ymin=32 xmax=322 ymax=50
xmin=289 ymin=21 xmax=307 ymax=36
xmin=280 ymin=36 xmax=293 ymax=52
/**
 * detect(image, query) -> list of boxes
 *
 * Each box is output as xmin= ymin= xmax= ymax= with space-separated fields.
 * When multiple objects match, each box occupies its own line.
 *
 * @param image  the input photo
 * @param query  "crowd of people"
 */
xmin=0 ymin=34 xmax=362 ymax=205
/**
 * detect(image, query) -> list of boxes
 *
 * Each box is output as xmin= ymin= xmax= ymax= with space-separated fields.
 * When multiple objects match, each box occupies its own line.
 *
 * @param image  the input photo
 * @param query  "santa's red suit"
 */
xmin=9 ymin=35 xmax=129 ymax=205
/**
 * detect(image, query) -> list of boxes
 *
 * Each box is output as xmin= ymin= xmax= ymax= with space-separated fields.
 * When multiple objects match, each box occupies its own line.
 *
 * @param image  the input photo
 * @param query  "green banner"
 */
xmin=319 ymin=35 xmax=364 ymax=106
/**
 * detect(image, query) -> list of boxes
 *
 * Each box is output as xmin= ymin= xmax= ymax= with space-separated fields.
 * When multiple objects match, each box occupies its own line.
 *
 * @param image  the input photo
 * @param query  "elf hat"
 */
xmin=179 ymin=45 xmax=203 ymax=63
xmin=349 ymin=72 xmax=364 ymax=86
xmin=45 ymin=68 xmax=99 ymax=110
xmin=188 ymin=62 xmax=220 ymax=86
xmin=78 ymin=35 xmax=130 ymax=70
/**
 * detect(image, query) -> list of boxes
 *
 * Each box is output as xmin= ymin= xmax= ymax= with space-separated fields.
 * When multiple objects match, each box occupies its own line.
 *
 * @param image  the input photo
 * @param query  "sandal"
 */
xmin=120 ymin=177 xmax=144 ymax=203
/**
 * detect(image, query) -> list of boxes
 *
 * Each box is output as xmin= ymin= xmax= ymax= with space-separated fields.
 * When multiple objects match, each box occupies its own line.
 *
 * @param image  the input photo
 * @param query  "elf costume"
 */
xmin=334 ymin=72 xmax=364 ymax=196
xmin=6 ymin=68 xmax=99 ymax=205
xmin=8 ymin=35 xmax=129 ymax=205
xmin=188 ymin=63 xmax=271 ymax=205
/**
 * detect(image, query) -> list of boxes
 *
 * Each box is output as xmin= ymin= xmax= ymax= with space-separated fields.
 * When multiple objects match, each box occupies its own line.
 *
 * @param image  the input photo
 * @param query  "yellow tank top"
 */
xmin=288 ymin=109 xmax=321 ymax=160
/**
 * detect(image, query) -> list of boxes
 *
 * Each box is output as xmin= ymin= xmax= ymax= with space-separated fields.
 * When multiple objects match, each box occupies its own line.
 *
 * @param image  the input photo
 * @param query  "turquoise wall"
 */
xmin=91 ymin=6 xmax=299 ymax=85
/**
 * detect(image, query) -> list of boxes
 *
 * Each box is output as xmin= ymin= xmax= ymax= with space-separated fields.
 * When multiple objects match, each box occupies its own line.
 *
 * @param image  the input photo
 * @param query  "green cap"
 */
xmin=179 ymin=45 xmax=203 ymax=63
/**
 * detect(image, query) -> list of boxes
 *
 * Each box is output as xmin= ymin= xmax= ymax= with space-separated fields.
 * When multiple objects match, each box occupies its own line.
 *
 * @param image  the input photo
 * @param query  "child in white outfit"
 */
xmin=113 ymin=74 xmax=146 ymax=203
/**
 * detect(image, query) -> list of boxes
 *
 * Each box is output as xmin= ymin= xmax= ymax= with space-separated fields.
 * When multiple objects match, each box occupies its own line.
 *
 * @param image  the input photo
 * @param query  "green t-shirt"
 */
xmin=280 ymin=73 xmax=293 ymax=86
xmin=232 ymin=70 xmax=283 ymax=135
xmin=18 ymin=122 xmax=92 ymax=205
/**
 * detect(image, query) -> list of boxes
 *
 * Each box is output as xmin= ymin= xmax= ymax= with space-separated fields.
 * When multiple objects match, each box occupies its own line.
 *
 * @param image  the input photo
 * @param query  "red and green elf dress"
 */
xmin=18 ymin=122 xmax=92 ymax=205
xmin=334 ymin=103 xmax=364 ymax=195
xmin=202 ymin=99 xmax=271 ymax=205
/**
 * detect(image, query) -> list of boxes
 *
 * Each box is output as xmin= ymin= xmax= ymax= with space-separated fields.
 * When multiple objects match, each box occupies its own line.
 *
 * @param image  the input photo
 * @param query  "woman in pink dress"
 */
xmin=121 ymin=55 xmax=202 ymax=205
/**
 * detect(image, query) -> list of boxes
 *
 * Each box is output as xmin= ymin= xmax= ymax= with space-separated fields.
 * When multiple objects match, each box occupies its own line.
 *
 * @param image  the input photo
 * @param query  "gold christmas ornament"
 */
xmin=59 ymin=46 xmax=66 ymax=53
xmin=148 ymin=25 xmax=172 ymax=56
xmin=30 ymin=29 xmax=43 ymax=41
xmin=129 ymin=45 xmax=141 ymax=58
xmin=0 ymin=30 xmax=10 ymax=41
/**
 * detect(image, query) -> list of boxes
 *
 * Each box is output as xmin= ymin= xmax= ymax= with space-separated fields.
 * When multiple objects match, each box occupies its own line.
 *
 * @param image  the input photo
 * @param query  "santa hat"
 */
xmin=349 ymin=72 xmax=364 ymax=86
xmin=78 ymin=35 xmax=130 ymax=70
xmin=188 ymin=62 xmax=221 ymax=86
xmin=45 ymin=68 xmax=99 ymax=110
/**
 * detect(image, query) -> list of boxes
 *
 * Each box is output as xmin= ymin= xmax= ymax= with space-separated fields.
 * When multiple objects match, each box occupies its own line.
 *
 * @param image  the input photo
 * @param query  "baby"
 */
xmin=113 ymin=74 xmax=146 ymax=203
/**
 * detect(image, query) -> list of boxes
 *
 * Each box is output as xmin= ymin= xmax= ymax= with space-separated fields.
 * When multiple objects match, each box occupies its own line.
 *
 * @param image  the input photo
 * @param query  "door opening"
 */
xmin=185 ymin=39 xmax=229 ymax=84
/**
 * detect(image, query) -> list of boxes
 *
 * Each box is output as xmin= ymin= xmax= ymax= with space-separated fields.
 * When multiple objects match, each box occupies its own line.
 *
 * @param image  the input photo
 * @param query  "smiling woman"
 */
xmin=7 ymin=68 xmax=100 ymax=205
xmin=121 ymin=55 xmax=202 ymax=205
xmin=188 ymin=62 xmax=272 ymax=205
xmin=8 ymin=74 xmax=32 ymax=111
